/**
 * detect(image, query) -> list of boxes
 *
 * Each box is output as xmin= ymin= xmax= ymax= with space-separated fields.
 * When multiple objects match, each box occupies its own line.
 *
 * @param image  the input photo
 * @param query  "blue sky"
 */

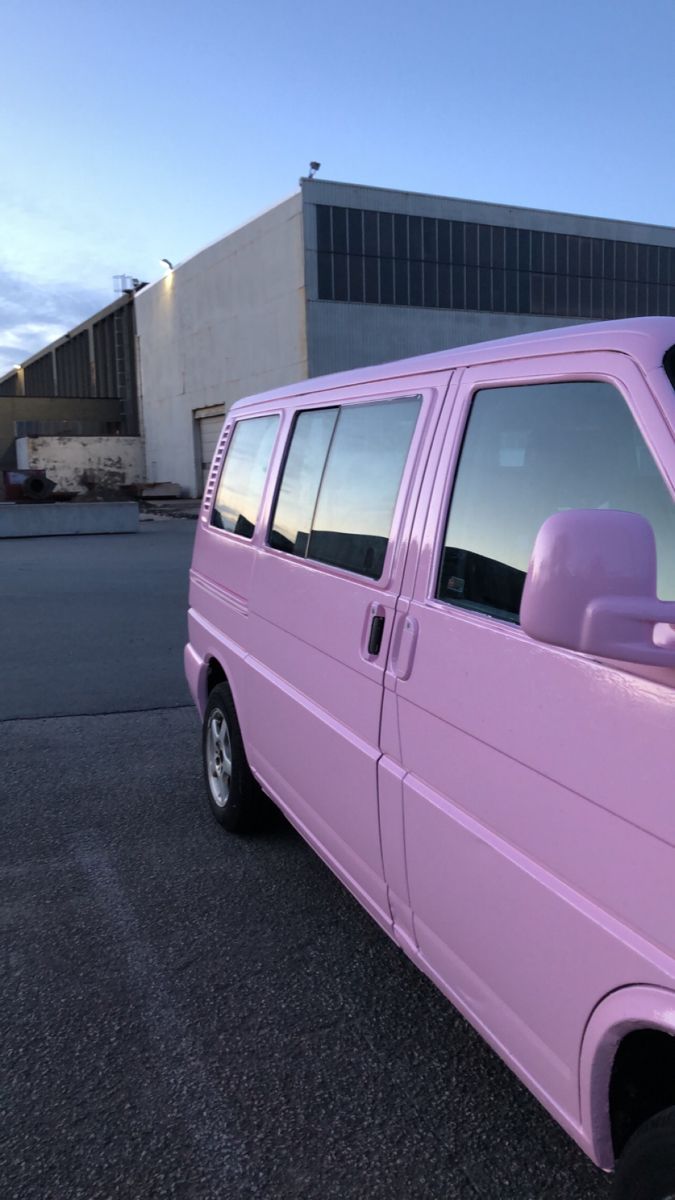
xmin=1 ymin=0 xmax=673 ymax=375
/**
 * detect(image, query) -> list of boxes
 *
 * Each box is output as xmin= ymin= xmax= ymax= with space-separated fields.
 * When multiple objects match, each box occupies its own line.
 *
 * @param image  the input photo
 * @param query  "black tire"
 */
xmin=202 ymin=681 xmax=268 ymax=833
xmin=612 ymin=1106 xmax=675 ymax=1199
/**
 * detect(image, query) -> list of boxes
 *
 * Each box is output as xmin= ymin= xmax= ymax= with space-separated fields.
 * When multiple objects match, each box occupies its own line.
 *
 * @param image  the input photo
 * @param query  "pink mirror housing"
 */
xmin=521 ymin=509 xmax=675 ymax=667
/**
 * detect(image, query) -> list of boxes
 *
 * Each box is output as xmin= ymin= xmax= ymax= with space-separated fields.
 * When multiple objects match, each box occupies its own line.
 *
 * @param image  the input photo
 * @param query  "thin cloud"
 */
xmin=1 ymin=322 xmax=68 ymax=351
xmin=0 ymin=268 xmax=111 ymax=376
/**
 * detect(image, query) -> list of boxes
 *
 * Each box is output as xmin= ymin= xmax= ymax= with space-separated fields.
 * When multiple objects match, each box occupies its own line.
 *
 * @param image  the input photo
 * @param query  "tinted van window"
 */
xmin=269 ymin=407 xmax=338 ymax=555
xmin=212 ymin=415 xmax=279 ymax=538
xmin=437 ymin=380 xmax=675 ymax=620
xmin=309 ymin=398 xmax=421 ymax=577
xmin=269 ymin=396 xmax=422 ymax=579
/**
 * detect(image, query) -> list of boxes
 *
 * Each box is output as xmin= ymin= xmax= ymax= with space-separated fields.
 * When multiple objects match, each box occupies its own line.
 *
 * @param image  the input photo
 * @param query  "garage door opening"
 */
xmin=194 ymin=406 xmax=225 ymax=493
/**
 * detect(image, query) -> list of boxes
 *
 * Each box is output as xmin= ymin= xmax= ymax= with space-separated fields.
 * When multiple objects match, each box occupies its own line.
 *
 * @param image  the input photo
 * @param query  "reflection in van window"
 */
xmin=211 ymin=415 xmax=279 ymax=538
xmin=438 ymin=380 xmax=675 ymax=621
xmin=269 ymin=407 xmax=339 ymax=555
xmin=309 ymin=399 xmax=421 ymax=577
xmin=269 ymin=397 xmax=422 ymax=579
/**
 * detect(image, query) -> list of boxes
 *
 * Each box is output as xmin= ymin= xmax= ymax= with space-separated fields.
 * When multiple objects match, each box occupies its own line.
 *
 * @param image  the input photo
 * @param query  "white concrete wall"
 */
xmin=135 ymin=193 xmax=307 ymax=497
xmin=16 ymin=436 xmax=145 ymax=494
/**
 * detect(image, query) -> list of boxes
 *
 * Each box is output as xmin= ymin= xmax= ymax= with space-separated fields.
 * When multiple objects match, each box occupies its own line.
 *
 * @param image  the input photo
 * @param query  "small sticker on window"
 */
xmin=447 ymin=576 xmax=465 ymax=595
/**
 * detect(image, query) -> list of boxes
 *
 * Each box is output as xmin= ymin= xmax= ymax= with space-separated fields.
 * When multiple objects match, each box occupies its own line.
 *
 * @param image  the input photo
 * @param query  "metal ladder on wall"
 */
xmin=113 ymin=309 xmax=137 ymax=435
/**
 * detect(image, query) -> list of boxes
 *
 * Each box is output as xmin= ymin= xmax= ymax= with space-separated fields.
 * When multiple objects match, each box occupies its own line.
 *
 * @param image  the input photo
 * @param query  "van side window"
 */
xmin=270 ymin=396 xmax=422 ymax=579
xmin=211 ymin=415 xmax=279 ymax=538
xmin=269 ymin=407 xmax=339 ymax=556
xmin=437 ymin=380 xmax=675 ymax=622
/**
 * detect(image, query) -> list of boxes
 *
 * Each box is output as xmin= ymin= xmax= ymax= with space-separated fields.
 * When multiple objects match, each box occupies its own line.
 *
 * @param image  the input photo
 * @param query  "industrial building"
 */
xmin=0 ymin=291 xmax=141 ymax=474
xmin=134 ymin=177 xmax=675 ymax=496
xmin=4 ymin=177 xmax=675 ymax=496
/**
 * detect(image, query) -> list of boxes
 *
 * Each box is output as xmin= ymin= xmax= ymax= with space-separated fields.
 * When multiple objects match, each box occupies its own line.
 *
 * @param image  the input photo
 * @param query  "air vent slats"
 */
xmin=201 ymin=431 xmax=228 ymax=522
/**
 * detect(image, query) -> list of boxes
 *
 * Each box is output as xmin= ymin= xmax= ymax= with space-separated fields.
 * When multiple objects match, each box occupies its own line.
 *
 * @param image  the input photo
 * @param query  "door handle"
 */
xmin=368 ymin=614 xmax=385 ymax=655
xmin=362 ymin=602 xmax=386 ymax=660
xmin=392 ymin=615 xmax=418 ymax=680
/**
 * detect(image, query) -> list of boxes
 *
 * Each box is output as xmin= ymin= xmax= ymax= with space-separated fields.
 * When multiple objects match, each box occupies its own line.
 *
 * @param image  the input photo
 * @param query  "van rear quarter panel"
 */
xmin=187 ymin=411 xmax=276 ymax=723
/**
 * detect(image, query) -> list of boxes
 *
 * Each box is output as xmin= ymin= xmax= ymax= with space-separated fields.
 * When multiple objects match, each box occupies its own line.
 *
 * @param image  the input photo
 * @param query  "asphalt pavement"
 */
xmin=0 ymin=520 xmax=196 ymax=720
xmin=0 ymin=521 xmax=611 ymax=1198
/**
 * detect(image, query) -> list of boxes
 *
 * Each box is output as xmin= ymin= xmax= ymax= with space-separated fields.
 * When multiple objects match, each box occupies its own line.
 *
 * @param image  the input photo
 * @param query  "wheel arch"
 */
xmin=206 ymin=655 xmax=227 ymax=695
xmin=186 ymin=645 xmax=232 ymax=722
xmin=580 ymin=984 xmax=675 ymax=1169
xmin=203 ymin=652 xmax=251 ymax=749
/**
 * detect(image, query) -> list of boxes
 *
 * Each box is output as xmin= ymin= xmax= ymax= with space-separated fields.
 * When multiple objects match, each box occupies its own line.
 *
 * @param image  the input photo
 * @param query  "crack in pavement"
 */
xmin=0 ymin=704 xmax=194 ymax=725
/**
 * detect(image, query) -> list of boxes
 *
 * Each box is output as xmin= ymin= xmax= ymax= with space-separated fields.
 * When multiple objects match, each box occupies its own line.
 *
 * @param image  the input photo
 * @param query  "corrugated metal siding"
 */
xmin=313 ymin=203 xmax=675 ymax=319
xmin=55 ymin=330 xmax=92 ymax=397
xmin=93 ymin=313 xmax=117 ymax=397
xmin=0 ymin=373 xmax=19 ymax=397
xmin=92 ymin=303 xmax=139 ymax=433
xmin=24 ymin=354 xmax=55 ymax=396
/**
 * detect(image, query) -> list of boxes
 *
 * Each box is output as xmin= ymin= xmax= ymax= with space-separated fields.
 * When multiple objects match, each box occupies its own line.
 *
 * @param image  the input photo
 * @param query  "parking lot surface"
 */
xmin=0 ymin=521 xmax=195 ymax=720
xmin=1 ymin=524 xmax=611 ymax=1198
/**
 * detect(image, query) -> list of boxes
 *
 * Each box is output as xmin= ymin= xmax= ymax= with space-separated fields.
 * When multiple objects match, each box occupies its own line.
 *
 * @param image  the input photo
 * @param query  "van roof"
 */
xmin=233 ymin=317 xmax=675 ymax=411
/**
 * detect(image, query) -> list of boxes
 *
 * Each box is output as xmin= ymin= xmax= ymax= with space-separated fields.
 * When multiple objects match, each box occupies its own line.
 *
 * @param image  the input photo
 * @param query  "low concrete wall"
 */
xmin=0 ymin=502 xmax=139 ymax=538
xmin=16 ymin=435 xmax=144 ymax=494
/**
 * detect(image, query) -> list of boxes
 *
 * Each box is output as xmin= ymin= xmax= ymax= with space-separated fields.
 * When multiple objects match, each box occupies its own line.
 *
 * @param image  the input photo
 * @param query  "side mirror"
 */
xmin=521 ymin=509 xmax=675 ymax=667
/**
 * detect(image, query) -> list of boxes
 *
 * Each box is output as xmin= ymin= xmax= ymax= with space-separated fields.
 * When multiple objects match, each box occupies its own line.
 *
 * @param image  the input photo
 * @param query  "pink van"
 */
xmin=185 ymin=317 xmax=675 ymax=1197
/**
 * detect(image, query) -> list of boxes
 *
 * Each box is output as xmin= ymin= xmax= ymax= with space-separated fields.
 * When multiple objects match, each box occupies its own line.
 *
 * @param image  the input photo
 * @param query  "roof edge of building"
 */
xmin=135 ymin=187 xmax=303 ymax=302
xmin=301 ymin=177 xmax=675 ymax=236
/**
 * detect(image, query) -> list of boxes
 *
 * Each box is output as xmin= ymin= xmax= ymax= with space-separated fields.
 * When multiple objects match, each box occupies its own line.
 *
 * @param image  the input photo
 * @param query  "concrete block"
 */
xmin=0 ymin=502 xmax=139 ymax=538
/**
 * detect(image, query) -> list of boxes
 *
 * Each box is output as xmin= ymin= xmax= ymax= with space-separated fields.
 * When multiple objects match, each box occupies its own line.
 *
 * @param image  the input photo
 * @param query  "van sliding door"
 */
xmin=241 ymin=372 xmax=451 ymax=931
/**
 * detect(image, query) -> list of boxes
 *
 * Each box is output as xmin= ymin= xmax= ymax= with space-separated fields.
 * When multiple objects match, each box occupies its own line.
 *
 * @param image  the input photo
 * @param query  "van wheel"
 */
xmin=612 ymin=1107 xmax=675 ymax=1199
xmin=202 ymin=682 xmax=267 ymax=832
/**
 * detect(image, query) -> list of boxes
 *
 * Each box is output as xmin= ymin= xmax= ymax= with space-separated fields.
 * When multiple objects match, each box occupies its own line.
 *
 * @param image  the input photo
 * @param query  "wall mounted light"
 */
xmin=160 ymin=258 xmax=174 ymax=271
